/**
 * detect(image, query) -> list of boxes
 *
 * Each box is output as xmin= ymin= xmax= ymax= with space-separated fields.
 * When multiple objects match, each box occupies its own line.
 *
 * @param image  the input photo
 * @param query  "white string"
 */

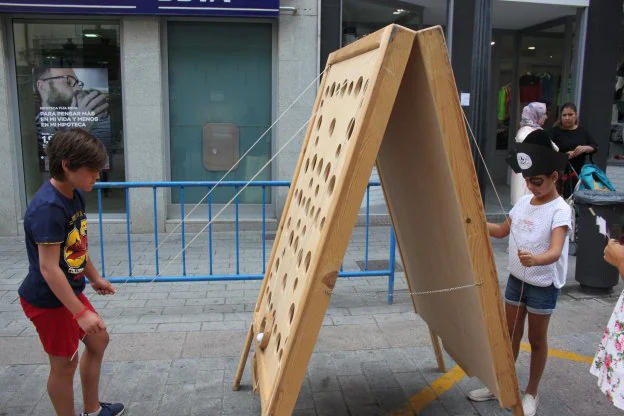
xmin=153 ymin=71 xmax=327 ymax=252
xmin=324 ymin=282 xmax=484 ymax=297
xmin=153 ymin=114 xmax=314 ymax=281
xmin=146 ymin=46 xmax=382 ymax=282
xmin=461 ymin=111 xmax=527 ymax=347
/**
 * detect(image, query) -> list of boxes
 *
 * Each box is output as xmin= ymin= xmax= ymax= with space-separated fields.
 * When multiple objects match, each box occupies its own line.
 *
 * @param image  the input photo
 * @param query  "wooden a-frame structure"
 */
xmin=233 ymin=24 xmax=523 ymax=416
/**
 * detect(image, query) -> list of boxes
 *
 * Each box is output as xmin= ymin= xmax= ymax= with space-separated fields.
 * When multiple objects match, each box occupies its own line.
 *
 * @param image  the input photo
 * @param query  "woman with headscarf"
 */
xmin=510 ymin=102 xmax=558 ymax=205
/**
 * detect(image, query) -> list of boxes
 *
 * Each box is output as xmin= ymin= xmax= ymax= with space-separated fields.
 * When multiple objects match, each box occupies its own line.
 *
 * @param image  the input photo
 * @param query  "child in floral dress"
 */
xmin=591 ymin=239 xmax=624 ymax=410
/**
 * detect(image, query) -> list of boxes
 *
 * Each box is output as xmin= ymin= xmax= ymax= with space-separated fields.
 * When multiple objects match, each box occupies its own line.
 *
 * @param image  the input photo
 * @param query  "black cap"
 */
xmin=507 ymin=130 xmax=568 ymax=177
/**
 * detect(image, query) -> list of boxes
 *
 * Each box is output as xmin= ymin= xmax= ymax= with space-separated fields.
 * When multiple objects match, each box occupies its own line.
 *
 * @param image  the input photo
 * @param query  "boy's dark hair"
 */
xmin=47 ymin=129 xmax=107 ymax=181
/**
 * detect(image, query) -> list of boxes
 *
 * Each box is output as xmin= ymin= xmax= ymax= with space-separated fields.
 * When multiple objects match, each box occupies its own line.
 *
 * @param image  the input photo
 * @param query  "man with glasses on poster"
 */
xmin=34 ymin=67 xmax=111 ymax=172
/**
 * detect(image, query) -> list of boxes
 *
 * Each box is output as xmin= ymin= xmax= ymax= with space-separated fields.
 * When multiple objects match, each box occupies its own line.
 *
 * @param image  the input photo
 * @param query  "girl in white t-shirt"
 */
xmin=468 ymin=129 xmax=571 ymax=416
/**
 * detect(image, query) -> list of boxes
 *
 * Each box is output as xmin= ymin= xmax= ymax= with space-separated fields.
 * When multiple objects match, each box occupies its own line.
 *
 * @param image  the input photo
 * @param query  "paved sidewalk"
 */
xmin=0 ymin=226 xmax=621 ymax=415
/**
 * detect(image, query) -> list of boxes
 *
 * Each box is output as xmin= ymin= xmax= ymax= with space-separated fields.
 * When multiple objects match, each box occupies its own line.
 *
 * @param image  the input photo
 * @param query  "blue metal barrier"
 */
xmin=93 ymin=181 xmax=397 ymax=304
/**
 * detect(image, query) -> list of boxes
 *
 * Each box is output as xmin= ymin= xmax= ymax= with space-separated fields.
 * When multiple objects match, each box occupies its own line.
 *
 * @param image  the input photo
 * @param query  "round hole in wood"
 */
xmin=315 ymin=184 xmax=320 ymax=197
xmin=282 ymin=273 xmax=288 ymax=291
xmin=363 ymin=79 xmax=369 ymax=94
xmin=304 ymin=158 xmax=310 ymax=173
xmin=259 ymin=317 xmax=267 ymax=332
xmin=315 ymin=136 xmax=320 ymax=146
xmin=294 ymin=236 xmax=299 ymax=252
xmin=320 ymin=99 xmax=324 ymax=108
xmin=289 ymin=230 xmax=294 ymax=246
xmin=324 ymin=163 xmax=331 ymax=182
xmin=297 ymin=218 xmax=301 ymax=229
xmin=293 ymin=277 xmax=299 ymax=291
xmin=320 ymin=217 xmax=326 ymax=230
xmin=275 ymin=257 xmax=280 ymax=272
xmin=279 ymin=348 xmax=283 ymax=361
xmin=336 ymin=144 xmax=342 ymax=158
xmin=340 ymin=81 xmax=347 ymax=97
xmin=273 ymin=323 xmax=278 ymax=334
xmin=328 ymin=175 xmax=336 ymax=195
xmin=267 ymin=291 xmax=272 ymax=305
xmin=276 ymin=332 xmax=282 ymax=353
xmin=325 ymin=85 xmax=330 ymax=96
xmin=302 ymin=225 xmax=307 ymax=236
xmin=269 ymin=302 xmax=274 ymax=311
xmin=354 ymin=76 xmax=363 ymax=96
xmin=317 ymin=158 xmax=324 ymax=175
xmin=329 ymin=119 xmax=336 ymax=137
xmin=298 ymin=190 xmax=303 ymax=205
xmin=316 ymin=115 xmax=323 ymax=131
xmin=348 ymin=81 xmax=354 ymax=95
xmin=305 ymin=198 xmax=311 ymax=214
xmin=304 ymin=251 xmax=311 ymax=272
xmin=309 ymin=177 xmax=313 ymax=189
xmin=309 ymin=206 xmax=315 ymax=219
xmin=289 ymin=303 xmax=295 ymax=324
xmin=297 ymin=249 xmax=303 ymax=268
xmin=346 ymin=118 xmax=355 ymax=140
xmin=312 ymin=154 xmax=317 ymax=170
xmin=315 ymin=209 xmax=320 ymax=223
xmin=330 ymin=82 xmax=336 ymax=97
xmin=287 ymin=216 xmax=292 ymax=229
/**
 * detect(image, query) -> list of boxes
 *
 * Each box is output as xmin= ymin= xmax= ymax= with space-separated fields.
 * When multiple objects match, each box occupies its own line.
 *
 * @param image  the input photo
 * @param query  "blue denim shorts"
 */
xmin=504 ymin=274 xmax=560 ymax=315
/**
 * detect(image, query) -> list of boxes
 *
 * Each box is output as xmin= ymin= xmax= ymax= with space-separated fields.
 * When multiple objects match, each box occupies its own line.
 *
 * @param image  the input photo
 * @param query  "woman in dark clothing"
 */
xmin=550 ymin=103 xmax=598 ymax=198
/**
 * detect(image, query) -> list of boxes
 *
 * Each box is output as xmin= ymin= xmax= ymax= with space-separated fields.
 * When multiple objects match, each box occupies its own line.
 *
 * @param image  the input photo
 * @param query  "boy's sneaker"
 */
xmin=81 ymin=402 xmax=125 ymax=416
xmin=467 ymin=387 xmax=496 ymax=402
xmin=522 ymin=393 xmax=539 ymax=416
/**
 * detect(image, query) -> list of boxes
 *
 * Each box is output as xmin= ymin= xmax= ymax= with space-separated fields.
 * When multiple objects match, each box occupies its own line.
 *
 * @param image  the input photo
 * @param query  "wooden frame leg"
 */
xmin=511 ymin=403 xmax=525 ymax=416
xmin=232 ymin=324 xmax=254 ymax=390
xmin=429 ymin=328 xmax=446 ymax=373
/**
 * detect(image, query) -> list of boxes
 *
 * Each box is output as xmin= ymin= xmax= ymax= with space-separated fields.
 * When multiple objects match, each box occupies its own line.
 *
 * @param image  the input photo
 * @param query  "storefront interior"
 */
xmin=341 ymin=0 xmax=593 ymax=214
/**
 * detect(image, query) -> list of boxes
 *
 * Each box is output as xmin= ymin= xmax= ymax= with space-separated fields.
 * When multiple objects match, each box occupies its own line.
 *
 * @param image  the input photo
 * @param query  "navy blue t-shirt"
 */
xmin=18 ymin=181 xmax=88 ymax=308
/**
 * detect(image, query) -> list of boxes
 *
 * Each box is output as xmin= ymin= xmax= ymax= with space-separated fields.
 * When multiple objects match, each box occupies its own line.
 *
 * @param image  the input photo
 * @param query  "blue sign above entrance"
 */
xmin=0 ymin=0 xmax=279 ymax=17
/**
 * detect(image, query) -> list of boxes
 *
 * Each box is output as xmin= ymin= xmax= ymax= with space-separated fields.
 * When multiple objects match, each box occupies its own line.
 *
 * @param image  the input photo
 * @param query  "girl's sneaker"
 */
xmin=467 ymin=387 xmax=496 ymax=402
xmin=522 ymin=393 xmax=539 ymax=416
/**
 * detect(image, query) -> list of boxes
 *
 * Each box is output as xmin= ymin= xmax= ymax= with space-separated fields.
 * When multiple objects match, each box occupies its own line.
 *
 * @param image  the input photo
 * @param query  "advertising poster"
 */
xmin=33 ymin=67 xmax=111 ymax=171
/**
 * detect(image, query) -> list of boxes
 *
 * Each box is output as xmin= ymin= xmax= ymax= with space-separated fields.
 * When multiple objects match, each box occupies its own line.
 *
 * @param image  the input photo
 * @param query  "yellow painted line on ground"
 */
xmin=520 ymin=342 xmax=594 ymax=364
xmin=386 ymin=365 xmax=466 ymax=416
xmin=387 ymin=345 xmax=595 ymax=415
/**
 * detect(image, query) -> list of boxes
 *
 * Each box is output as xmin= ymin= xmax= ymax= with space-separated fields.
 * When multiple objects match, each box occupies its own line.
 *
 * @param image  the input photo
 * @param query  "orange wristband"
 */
xmin=73 ymin=307 xmax=89 ymax=320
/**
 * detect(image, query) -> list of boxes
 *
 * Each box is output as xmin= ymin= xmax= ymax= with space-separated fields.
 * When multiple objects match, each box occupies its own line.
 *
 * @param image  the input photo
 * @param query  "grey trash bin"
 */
xmin=573 ymin=190 xmax=624 ymax=292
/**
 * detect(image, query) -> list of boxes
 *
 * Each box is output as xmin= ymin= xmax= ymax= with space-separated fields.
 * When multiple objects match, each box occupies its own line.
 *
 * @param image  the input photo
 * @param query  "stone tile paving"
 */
xmin=0 ymin=226 xmax=620 ymax=415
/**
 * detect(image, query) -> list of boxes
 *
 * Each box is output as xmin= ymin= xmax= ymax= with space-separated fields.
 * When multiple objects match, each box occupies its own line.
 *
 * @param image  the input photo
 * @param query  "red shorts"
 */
xmin=20 ymin=293 xmax=97 ymax=357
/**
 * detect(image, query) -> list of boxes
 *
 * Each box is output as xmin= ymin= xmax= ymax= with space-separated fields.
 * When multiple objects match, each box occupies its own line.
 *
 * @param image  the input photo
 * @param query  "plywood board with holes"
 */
xmin=241 ymin=24 xmax=523 ymax=416
xmin=375 ymin=27 xmax=522 ymax=410
xmin=247 ymin=25 xmax=415 ymax=416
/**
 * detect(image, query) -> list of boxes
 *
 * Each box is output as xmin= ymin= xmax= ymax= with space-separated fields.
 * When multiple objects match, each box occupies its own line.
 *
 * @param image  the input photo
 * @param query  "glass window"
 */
xmin=12 ymin=20 xmax=125 ymax=213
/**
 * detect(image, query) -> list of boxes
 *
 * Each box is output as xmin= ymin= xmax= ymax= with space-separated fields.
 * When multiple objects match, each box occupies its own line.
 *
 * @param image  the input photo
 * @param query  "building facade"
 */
xmin=0 ymin=0 xmax=622 ymax=235
xmin=0 ymin=0 xmax=319 ymax=235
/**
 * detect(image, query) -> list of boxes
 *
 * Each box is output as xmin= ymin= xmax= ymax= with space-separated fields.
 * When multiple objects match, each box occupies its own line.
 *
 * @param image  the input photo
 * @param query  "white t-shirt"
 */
xmin=508 ymin=194 xmax=572 ymax=288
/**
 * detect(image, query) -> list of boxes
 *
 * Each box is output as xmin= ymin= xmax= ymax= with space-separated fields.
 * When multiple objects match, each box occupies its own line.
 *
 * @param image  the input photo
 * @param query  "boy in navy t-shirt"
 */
xmin=18 ymin=129 xmax=124 ymax=416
